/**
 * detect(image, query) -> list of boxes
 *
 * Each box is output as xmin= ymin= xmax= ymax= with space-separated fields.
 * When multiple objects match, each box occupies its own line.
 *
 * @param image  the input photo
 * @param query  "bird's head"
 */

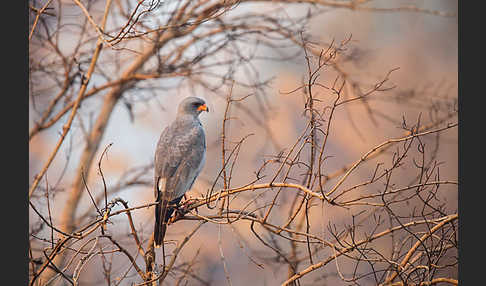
xmin=177 ymin=97 xmax=209 ymax=117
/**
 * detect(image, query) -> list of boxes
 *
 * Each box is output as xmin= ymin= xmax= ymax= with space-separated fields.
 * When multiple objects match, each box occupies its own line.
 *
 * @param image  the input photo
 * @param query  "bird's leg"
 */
xmin=181 ymin=193 xmax=199 ymax=213
xmin=183 ymin=193 xmax=198 ymax=206
xmin=168 ymin=194 xmax=201 ymax=224
xmin=173 ymin=194 xmax=198 ymax=219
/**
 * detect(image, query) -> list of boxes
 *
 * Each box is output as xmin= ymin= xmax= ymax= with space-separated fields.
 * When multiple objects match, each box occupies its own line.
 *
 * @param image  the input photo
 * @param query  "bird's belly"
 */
xmin=175 ymin=152 xmax=205 ymax=199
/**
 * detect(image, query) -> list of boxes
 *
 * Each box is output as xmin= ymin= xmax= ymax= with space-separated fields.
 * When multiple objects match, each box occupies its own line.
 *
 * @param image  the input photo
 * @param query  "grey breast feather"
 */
xmin=154 ymin=118 xmax=206 ymax=200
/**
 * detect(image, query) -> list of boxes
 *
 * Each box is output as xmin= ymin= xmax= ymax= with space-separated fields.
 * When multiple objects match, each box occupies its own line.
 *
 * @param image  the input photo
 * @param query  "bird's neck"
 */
xmin=176 ymin=113 xmax=199 ymax=122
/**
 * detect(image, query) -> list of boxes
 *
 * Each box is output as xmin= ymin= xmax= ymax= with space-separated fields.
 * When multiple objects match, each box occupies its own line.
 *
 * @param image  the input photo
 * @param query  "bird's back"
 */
xmin=154 ymin=115 xmax=206 ymax=200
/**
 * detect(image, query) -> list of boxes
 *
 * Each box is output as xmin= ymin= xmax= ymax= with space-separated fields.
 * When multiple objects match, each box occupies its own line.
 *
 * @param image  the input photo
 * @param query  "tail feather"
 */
xmin=154 ymin=199 xmax=169 ymax=247
xmin=154 ymin=196 xmax=183 ymax=247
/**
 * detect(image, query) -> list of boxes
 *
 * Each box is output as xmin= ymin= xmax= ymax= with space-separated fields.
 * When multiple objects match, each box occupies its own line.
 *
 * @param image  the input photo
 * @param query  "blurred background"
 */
xmin=29 ymin=0 xmax=457 ymax=285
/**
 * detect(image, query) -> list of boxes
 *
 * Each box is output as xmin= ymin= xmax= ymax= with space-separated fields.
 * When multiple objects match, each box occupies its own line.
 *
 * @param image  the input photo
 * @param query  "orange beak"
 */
xmin=197 ymin=104 xmax=209 ymax=112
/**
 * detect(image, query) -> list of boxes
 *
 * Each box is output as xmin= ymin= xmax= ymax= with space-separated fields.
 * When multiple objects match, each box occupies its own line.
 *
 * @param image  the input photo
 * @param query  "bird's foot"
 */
xmin=183 ymin=196 xmax=199 ymax=208
xmin=174 ymin=198 xmax=198 ymax=218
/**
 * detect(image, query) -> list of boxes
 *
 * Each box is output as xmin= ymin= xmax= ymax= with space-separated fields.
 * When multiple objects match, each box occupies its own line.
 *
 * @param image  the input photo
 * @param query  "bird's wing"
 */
xmin=154 ymin=122 xmax=206 ymax=198
xmin=154 ymin=121 xmax=206 ymax=246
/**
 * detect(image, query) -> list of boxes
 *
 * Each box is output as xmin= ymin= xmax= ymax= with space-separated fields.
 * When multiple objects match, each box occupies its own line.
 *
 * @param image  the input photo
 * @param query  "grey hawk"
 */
xmin=153 ymin=96 xmax=208 ymax=247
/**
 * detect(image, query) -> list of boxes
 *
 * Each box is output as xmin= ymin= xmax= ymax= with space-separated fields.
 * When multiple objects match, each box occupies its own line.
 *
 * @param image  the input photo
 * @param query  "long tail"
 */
xmin=154 ymin=196 xmax=183 ymax=247
xmin=154 ymin=198 xmax=167 ymax=247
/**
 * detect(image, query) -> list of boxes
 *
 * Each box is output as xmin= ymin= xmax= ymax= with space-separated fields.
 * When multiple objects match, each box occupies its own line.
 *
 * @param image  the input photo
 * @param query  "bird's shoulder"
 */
xmin=155 ymin=116 xmax=206 ymax=174
xmin=158 ymin=116 xmax=204 ymax=142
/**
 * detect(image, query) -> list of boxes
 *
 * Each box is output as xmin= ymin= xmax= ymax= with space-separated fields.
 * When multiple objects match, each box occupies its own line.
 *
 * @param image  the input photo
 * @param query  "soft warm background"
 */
xmin=29 ymin=1 xmax=457 ymax=285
